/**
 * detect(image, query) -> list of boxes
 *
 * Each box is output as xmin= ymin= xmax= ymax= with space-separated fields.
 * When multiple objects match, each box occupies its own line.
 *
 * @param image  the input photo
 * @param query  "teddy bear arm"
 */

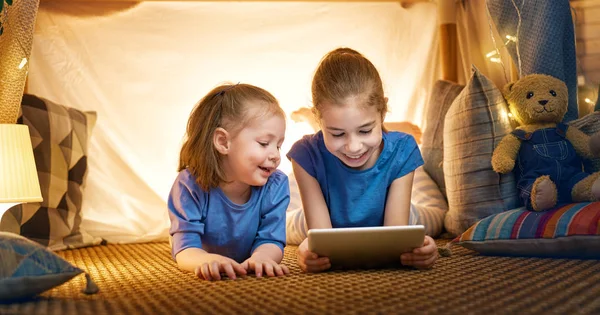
xmin=492 ymin=134 xmax=521 ymax=173
xmin=566 ymin=127 xmax=593 ymax=159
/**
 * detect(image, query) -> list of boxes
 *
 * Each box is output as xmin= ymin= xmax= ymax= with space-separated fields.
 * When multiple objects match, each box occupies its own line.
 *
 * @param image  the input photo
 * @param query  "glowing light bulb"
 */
xmin=585 ymin=98 xmax=593 ymax=105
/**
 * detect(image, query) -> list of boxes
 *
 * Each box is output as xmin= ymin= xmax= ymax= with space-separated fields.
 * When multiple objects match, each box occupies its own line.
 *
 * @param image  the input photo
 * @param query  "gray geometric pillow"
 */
xmin=0 ymin=94 xmax=101 ymax=251
xmin=443 ymin=67 xmax=519 ymax=237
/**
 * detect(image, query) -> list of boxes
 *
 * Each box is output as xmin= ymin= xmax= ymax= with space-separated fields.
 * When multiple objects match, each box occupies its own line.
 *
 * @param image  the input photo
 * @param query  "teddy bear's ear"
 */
xmin=503 ymin=82 xmax=515 ymax=97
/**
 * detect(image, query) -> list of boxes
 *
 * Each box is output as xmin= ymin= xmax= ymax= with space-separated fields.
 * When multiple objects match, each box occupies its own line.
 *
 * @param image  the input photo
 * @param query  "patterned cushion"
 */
xmin=0 ymin=232 xmax=84 ymax=300
xmin=284 ymin=167 xmax=447 ymax=245
xmin=486 ymin=0 xmax=578 ymax=122
xmin=450 ymin=202 xmax=600 ymax=259
xmin=420 ymin=80 xmax=464 ymax=198
xmin=0 ymin=94 xmax=101 ymax=251
xmin=443 ymin=67 xmax=519 ymax=237
xmin=567 ymin=111 xmax=600 ymax=173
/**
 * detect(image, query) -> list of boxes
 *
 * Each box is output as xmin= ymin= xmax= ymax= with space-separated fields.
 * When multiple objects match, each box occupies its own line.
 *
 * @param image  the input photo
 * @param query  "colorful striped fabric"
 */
xmin=452 ymin=202 xmax=600 ymax=258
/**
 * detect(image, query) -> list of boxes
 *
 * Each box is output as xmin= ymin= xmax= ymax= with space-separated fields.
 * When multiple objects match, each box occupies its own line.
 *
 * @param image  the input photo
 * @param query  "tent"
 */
xmin=1 ymin=0 xmax=598 ymax=244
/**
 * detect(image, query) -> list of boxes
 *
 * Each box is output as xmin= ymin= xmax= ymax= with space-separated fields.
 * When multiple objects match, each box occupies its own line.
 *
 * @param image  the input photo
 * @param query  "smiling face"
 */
xmin=320 ymin=95 xmax=383 ymax=170
xmin=220 ymin=109 xmax=286 ymax=187
xmin=504 ymin=74 xmax=568 ymax=125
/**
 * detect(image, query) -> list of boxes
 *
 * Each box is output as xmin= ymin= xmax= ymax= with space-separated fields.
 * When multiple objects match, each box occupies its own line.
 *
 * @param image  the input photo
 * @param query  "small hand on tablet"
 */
xmin=297 ymin=238 xmax=331 ymax=273
xmin=400 ymin=235 xmax=438 ymax=269
xmin=298 ymin=234 xmax=438 ymax=273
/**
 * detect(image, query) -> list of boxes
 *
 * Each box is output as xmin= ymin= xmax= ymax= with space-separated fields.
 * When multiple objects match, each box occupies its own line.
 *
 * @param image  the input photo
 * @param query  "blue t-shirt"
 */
xmin=168 ymin=169 xmax=289 ymax=263
xmin=287 ymin=131 xmax=423 ymax=228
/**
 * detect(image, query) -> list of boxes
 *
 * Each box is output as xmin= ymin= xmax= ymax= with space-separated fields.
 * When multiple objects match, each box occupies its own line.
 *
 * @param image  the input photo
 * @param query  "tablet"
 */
xmin=307 ymin=225 xmax=425 ymax=269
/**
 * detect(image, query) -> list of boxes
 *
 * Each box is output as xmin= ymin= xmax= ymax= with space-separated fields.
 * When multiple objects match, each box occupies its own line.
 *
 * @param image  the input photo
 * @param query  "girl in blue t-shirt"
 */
xmin=168 ymin=83 xmax=290 ymax=280
xmin=287 ymin=48 xmax=438 ymax=272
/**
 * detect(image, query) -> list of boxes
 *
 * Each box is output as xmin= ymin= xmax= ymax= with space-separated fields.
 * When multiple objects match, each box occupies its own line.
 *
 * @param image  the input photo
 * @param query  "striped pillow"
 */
xmin=420 ymin=80 xmax=464 ymax=198
xmin=443 ymin=66 xmax=519 ymax=237
xmin=451 ymin=202 xmax=600 ymax=259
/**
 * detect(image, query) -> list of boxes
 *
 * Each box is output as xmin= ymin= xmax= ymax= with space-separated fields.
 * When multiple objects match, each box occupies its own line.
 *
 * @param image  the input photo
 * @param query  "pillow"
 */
xmin=0 ymin=94 xmax=102 ymax=251
xmin=420 ymin=80 xmax=464 ymax=198
xmin=284 ymin=167 xmax=448 ymax=245
xmin=443 ymin=66 xmax=519 ymax=237
xmin=449 ymin=202 xmax=600 ymax=258
xmin=0 ymin=232 xmax=98 ymax=301
xmin=568 ymin=111 xmax=600 ymax=173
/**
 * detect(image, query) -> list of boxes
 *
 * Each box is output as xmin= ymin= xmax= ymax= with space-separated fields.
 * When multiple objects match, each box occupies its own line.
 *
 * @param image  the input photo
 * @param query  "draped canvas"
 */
xmin=26 ymin=2 xmax=438 ymax=243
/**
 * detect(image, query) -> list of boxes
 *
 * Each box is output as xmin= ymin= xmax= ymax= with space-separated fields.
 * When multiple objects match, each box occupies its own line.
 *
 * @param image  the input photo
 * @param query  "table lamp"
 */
xmin=0 ymin=124 xmax=43 ymax=220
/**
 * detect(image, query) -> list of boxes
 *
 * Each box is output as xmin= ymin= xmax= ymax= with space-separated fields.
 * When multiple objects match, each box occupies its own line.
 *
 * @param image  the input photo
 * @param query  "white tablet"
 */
xmin=307 ymin=225 xmax=425 ymax=269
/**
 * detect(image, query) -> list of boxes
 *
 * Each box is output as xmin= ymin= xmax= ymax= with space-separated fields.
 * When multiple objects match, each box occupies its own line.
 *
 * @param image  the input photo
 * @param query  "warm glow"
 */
xmin=0 ymin=124 xmax=43 ymax=218
xmin=486 ymin=50 xmax=497 ymax=58
xmin=18 ymin=58 xmax=28 ymax=70
xmin=490 ymin=57 xmax=501 ymax=63
xmin=585 ymin=98 xmax=594 ymax=105
xmin=506 ymin=35 xmax=517 ymax=42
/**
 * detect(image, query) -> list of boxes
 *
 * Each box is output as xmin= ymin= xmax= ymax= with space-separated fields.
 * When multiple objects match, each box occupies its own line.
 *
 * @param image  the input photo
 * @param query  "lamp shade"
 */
xmin=0 ymin=124 xmax=42 ymax=211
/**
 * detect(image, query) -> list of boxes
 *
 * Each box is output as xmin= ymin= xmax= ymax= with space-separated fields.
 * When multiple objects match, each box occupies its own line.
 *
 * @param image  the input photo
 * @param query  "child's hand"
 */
xmin=297 ymin=238 xmax=330 ymax=273
xmin=193 ymin=253 xmax=247 ymax=281
xmin=242 ymin=254 xmax=289 ymax=278
xmin=400 ymin=235 xmax=438 ymax=269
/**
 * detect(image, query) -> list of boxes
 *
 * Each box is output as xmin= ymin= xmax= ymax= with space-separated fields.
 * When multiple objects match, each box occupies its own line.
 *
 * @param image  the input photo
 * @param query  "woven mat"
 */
xmin=2 ymin=240 xmax=600 ymax=315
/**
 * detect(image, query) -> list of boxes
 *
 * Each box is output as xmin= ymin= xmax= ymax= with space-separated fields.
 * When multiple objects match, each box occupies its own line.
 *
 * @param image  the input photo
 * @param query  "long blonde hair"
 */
xmin=179 ymin=83 xmax=283 ymax=191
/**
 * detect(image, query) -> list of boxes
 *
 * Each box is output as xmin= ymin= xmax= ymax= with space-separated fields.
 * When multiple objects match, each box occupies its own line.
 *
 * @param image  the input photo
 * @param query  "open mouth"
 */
xmin=344 ymin=150 xmax=368 ymax=163
xmin=258 ymin=166 xmax=272 ymax=173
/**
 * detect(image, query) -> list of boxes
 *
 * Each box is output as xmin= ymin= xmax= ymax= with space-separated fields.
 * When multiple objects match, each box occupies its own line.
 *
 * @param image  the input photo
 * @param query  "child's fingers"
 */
xmin=305 ymin=262 xmax=331 ymax=273
xmin=402 ymin=252 xmax=436 ymax=261
xmin=411 ymin=254 xmax=437 ymax=269
xmin=273 ymin=263 xmax=284 ymax=276
xmin=223 ymin=263 xmax=237 ymax=280
xmin=281 ymin=264 xmax=290 ymax=275
xmin=264 ymin=263 xmax=275 ymax=277
xmin=412 ymin=243 xmax=437 ymax=255
xmin=232 ymin=262 xmax=247 ymax=276
xmin=304 ymin=257 xmax=329 ymax=266
xmin=210 ymin=262 xmax=222 ymax=280
xmin=200 ymin=263 xmax=212 ymax=281
xmin=254 ymin=262 xmax=264 ymax=278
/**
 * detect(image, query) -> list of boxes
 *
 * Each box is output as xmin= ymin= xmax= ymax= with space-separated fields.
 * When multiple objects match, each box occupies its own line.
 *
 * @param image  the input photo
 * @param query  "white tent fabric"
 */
xmin=27 ymin=1 xmax=439 ymax=243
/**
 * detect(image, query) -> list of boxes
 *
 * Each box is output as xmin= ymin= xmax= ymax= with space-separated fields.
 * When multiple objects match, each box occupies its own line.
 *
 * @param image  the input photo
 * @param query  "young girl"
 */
xmin=169 ymin=83 xmax=290 ymax=280
xmin=288 ymin=48 xmax=438 ymax=272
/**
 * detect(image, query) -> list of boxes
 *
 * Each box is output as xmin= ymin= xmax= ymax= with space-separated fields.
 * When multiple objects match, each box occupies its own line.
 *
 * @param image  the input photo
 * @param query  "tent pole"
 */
xmin=438 ymin=0 xmax=457 ymax=83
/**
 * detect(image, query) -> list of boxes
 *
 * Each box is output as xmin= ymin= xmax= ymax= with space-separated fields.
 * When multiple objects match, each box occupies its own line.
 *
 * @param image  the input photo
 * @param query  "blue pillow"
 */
xmin=0 ymin=232 xmax=98 ymax=301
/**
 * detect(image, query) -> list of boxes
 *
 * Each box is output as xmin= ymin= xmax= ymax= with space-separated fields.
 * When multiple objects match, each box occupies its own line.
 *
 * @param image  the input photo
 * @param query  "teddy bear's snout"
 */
xmin=538 ymin=100 xmax=549 ymax=106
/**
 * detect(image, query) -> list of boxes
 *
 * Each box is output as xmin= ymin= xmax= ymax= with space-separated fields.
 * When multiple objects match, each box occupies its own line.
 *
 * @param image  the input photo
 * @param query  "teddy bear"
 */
xmin=491 ymin=74 xmax=600 ymax=211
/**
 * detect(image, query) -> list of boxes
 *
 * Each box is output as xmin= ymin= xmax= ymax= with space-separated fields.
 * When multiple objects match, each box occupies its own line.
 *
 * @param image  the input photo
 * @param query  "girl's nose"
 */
xmin=346 ymin=137 xmax=362 ymax=153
